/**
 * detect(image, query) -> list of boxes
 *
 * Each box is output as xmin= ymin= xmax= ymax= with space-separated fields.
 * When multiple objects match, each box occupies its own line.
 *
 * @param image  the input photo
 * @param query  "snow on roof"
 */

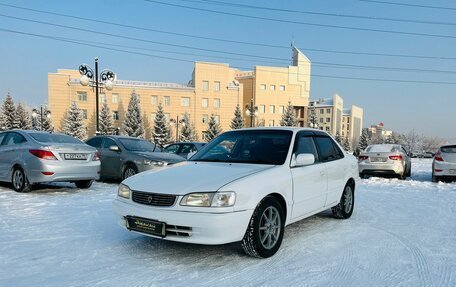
xmin=309 ymin=98 xmax=334 ymax=107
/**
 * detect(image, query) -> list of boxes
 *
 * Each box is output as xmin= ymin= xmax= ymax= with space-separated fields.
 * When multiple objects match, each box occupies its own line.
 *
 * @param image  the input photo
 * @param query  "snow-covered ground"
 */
xmin=1 ymin=159 xmax=455 ymax=287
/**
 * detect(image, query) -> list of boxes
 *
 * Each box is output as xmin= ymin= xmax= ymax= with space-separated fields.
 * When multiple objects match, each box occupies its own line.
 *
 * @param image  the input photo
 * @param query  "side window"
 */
xmin=294 ymin=136 xmax=319 ymax=163
xmin=0 ymin=133 xmax=7 ymax=145
xmin=164 ymin=144 xmax=180 ymax=154
xmin=86 ymin=137 xmax=103 ymax=148
xmin=314 ymin=136 xmax=338 ymax=162
xmin=4 ymin=133 xmax=27 ymax=146
xmin=102 ymin=138 xmax=117 ymax=149
xmin=180 ymin=144 xmax=195 ymax=154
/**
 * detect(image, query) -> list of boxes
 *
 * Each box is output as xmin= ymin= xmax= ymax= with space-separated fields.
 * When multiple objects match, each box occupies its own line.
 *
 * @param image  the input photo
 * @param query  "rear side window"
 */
xmin=164 ymin=144 xmax=180 ymax=154
xmin=180 ymin=144 xmax=196 ymax=153
xmin=441 ymin=145 xmax=456 ymax=153
xmin=4 ymin=133 xmax=27 ymax=145
xmin=102 ymin=138 xmax=117 ymax=149
xmin=86 ymin=137 xmax=103 ymax=148
xmin=0 ymin=133 xmax=6 ymax=145
xmin=314 ymin=136 xmax=344 ymax=162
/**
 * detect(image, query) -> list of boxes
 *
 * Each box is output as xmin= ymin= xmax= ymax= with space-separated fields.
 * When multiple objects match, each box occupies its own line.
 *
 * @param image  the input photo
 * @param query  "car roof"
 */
xmin=90 ymin=135 xmax=146 ymax=140
xmin=228 ymin=127 xmax=328 ymax=134
xmin=4 ymin=130 xmax=65 ymax=135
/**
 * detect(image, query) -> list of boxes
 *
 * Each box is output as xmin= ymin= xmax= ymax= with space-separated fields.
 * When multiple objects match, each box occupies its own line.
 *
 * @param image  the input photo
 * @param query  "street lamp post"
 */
xmin=245 ymin=97 xmax=258 ymax=128
xmin=78 ymin=58 xmax=115 ymax=134
xmin=32 ymin=106 xmax=51 ymax=131
xmin=170 ymin=116 xmax=186 ymax=142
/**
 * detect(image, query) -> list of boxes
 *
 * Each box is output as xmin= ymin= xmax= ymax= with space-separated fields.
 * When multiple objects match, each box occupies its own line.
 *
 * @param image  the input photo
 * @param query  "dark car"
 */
xmin=163 ymin=142 xmax=206 ymax=159
xmin=86 ymin=135 xmax=185 ymax=180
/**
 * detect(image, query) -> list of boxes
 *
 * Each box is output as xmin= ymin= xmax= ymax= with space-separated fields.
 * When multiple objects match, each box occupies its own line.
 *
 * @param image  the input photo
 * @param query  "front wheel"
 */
xmin=75 ymin=180 xmax=93 ymax=189
xmin=122 ymin=165 xmax=137 ymax=180
xmin=332 ymin=183 xmax=354 ymax=219
xmin=12 ymin=167 xmax=31 ymax=193
xmin=241 ymin=197 xmax=285 ymax=258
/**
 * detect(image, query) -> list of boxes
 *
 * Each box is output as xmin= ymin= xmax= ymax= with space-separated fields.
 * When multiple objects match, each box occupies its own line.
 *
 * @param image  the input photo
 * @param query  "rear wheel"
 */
xmin=432 ymin=171 xmax=439 ymax=183
xmin=332 ymin=183 xmax=354 ymax=219
xmin=241 ymin=197 xmax=285 ymax=258
xmin=11 ymin=167 xmax=31 ymax=193
xmin=75 ymin=180 xmax=93 ymax=189
xmin=122 ymin=164 xmax=137 ymax=180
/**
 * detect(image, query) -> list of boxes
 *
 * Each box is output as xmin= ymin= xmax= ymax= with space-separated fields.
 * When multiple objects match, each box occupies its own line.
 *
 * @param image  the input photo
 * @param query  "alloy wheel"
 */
xmin=343 ymin=186 xmax=353 ymax=214
xmin=259 ymin=206 xmax=281 ymax=250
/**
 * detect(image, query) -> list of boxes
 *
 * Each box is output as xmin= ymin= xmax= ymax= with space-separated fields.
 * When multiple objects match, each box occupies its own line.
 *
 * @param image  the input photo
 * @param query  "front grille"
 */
xmin=132 ymin=191 xmax=176 ymax=207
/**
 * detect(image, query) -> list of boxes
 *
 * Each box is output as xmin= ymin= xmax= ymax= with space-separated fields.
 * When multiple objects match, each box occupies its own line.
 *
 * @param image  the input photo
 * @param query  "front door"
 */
xmin=100 ymin=137 xmax=122 ymax=178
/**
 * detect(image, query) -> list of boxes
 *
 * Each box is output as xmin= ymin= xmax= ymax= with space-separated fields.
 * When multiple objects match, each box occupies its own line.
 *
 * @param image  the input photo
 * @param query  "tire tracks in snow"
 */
xmin=331 ymin=241 xmax=354 ymax=287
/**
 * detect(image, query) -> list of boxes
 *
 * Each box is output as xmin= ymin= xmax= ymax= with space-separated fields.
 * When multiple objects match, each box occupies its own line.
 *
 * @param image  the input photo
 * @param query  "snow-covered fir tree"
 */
xmin=62 ymin=101 xmax=87 ymax=140
xmin=358 ymin=128 xmax=370 ymax=151
xmin=123 ymin=91 xmax=145 ymax=138
xmin=205 ymin=114 xmax=222 ymax=142
xmin=1 ymin=93 xmax=17 ymax=130
xmin=41 ymin=107 xmax=54 ymax=132
xmin=334 ymin=131 xmax=342 ymax=144
xmin=230 ymin=105 xmax=245 ymax=129
xmin=280 ymin=101 xmax=297 ymax=127
xmin=14 ymin=103 xmax=32 ymax=130
xmin=342 ymin=136 xmax=351 ymax=151
xmin=152 ymin=102 xmax=171 ymax=147
xmin=99 ymin=101 xmax=114 ymax=135
xmin=179 ymin=112 xmax=197 ymax=142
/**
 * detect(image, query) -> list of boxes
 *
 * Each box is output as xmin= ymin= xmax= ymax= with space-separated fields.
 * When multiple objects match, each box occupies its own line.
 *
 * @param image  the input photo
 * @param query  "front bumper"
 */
xmin=26 ymin=160 xmax=100 ymax=183
xmin=359 ymin=161 xmax=404 ymax=176
xmin=434 ymin=161 xmax=456 ymax=177
xmin=112 ymin=198 xmax=253 ymax=245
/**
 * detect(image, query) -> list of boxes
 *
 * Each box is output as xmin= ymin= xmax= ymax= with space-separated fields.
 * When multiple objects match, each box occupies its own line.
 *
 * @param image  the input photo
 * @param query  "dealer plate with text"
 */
xmin=125 ymin=216 xmax=166 ymax=237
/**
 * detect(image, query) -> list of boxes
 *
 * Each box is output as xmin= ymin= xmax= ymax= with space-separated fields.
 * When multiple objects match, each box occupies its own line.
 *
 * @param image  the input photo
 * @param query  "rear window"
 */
xmin=314 ymin=136 xmax=343 ymax=162
xmin=30 ymin=133 xmax=83 ymax=144
xmin=366 ymin=145 xmax=395 ymax=153
xmin=441 ymin=146 xmax=456 ymax=153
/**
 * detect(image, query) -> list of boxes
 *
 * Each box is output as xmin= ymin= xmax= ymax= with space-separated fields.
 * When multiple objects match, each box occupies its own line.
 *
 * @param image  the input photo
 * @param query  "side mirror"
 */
xmin=291 ymin=153 xmax=315 ymax=167
xmin=109 ymin=145 xmax=120 ymax=152
xmin=187 ymin=151 xmax=196 ymax=160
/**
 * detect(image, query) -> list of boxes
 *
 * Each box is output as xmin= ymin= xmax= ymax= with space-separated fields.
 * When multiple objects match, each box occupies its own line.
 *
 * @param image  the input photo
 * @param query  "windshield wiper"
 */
xmin=194 ymin=158 xmax=223 ymax=162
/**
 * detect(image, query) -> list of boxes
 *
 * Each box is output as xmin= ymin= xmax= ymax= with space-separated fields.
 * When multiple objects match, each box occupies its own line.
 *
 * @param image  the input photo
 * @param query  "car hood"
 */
xmin=122 ymin=161 xmax=274 ymax=195
xmin=134 ymin=151 xmax=185 ymax=163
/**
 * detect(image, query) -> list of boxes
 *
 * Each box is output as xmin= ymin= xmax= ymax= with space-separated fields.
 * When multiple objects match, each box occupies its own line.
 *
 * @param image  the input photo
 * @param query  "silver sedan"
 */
xmin=358 ymin=144 xmax=411 ymax=179
xmin=0 ymin=130 xmax=100 ymax=192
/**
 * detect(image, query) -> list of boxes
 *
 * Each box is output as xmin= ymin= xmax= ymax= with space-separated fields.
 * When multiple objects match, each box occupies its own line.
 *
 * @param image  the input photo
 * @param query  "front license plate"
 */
xmin=64 ymin=153 xmax=88 ymax=160
xmin=125 ymin=216 xmax=166 ymax=237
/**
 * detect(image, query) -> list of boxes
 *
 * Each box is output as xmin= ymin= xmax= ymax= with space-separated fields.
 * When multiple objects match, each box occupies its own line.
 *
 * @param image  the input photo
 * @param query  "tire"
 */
xmin=241 ymin=196 xmax=285 ymax=258
xmin=432 ymin=172 xmax=439 ymax=183
xmin=11 ymin=166 xmax=31 ymax=193
xmin=122 ymin=164 xmax=137 ymax=180
xmin=406 ymin=165 xmax=412 ymax=177
xmin=331 ymin=183 xmax=355 ymax=219
xmin=75 ymin=180 xmax=93 ymax=189
xmin=359 ymin=173 xmax=368 ymax=179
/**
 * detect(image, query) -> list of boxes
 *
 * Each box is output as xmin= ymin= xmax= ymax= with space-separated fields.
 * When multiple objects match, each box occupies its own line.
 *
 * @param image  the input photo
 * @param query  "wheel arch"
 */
xmin=347 ymin=177 xmax=355 ymax=191
xmin=265 ymin=193 xmax=287 ymax=223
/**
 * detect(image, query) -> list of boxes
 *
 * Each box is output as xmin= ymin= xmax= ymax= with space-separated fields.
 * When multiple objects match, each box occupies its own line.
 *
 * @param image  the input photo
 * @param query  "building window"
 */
xmin=202 ymin=81 xmax=209 ymax=91
xmin=112 ymin=93 xmax=118 ymax=104
xmin=342 ymin=132 xmax=345 ymax=136
xmin=82 ymin=109 xmax=88 ymax=119
xmin=214 ymin=115 xmax=220 ymax=124
xmin=164 ymin=96 xmax=170 ymax=106
xmin=342 ymin=124 xmax=345 ymax=129
xmin=279 ymin=85 xmax=285 ymax=91
xmin=326 ymin=127 xmax=330 ymax=131
xmin=202 ymin=98 xmax=208 ymax=108
xmin=279 ymin=106 xmax=284 ymax=114
xmin=326 ymin=118 xmax=331 ymax=123
xmin=202 ymin=114 xmax=208 ymax=124
xmin=347 ymin=118 xmax=350 ymax=123
xmin=260 ymin=84 xmax=266 ymax=90
xmin=214 ymin=81 xmax=220 ymax=91
xmin=113 ymin=111 xmax=119 ymax=121
xmin=269 ymin=105 xmax=275 ymax=114
xmin=151 ymin=95 xmax=158 ymax=105
xmin=259 ymin=105 xmax=265 ymax=114
xmin=326 ymin=108 xmax=331 ymax=113
xmin=320 ymin=118 xmax=324 ymax=123
xmin=269 ymin=120 xmax=275 ymax=127
xmin=319 ymin=109 xmax=324 ymax=114
xmin=347 ymin=125 xmax=350 ymax=130
xmin=214 ymin=98 xmax=220 ymax=108
xmin=270 ymin=85 xmax=276 ymax=91
xmin=100 ymin=93 xmax=106 ymax=103
xmin=181 ymin=97 xmax=190 ymax=107
xmin=77 ymin=92 xmax=87 ymax=101
xmin=320 ymin=127 xmax=324 ymax=130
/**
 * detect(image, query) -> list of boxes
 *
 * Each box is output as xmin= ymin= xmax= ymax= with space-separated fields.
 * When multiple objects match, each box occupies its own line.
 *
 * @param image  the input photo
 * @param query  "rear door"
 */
xmin=100 ymin=137 xmax=122 ymax=177
xmin=313 ymin=134 xmax=346 ymax=207
xmin=290 ymin=131 xmax=327 ymax=219
xmin=1 ymin=132 xmax=28 ymax=179
xmin=0 ymin=132 xmax=9 ymax=179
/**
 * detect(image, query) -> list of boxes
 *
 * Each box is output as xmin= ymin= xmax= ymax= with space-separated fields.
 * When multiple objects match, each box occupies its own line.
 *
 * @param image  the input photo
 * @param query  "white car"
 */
xmin=113 ymin=128 xmax=359 ymax=258
xmin=432 ymin=144 xmax=456 ymax=182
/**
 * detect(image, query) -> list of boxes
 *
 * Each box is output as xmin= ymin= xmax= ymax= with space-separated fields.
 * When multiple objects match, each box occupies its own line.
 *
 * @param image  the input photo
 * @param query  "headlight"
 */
xmin=180 ymin=192 xmax=236 ymax=207
xmin=118 ymin=183 xmax=131 ymax=199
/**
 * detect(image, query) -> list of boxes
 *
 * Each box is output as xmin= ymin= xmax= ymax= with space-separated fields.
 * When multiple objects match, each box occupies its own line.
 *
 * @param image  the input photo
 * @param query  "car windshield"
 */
xmin=441 ymin=145 xmax=456 ymax=153
xmin=119 ymin=138 xmax=157 ymax=152
xmin=190 ymin=130 xmax=292 ymax=165
xmin=30 ymin=133 xmax=83 ymax=144
xmin=366 ymin=145 xmax=395 ymax=153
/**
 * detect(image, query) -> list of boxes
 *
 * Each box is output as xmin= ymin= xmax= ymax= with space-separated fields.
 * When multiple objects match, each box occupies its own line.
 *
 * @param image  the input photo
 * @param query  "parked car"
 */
xmin=0 ymin=130 xmax=100 ymax=192
xmin=86 ymin=135 xmax=185 ymax=180
xmin=432 ymin=144 xmax=456 ymax=182
xmin=163 ymin=142 xmax=206 ymax=159
xmin=358 ymin=144 xmax=411 ymax=179
xmin=113 ymin=128 xmax=359 ymax=258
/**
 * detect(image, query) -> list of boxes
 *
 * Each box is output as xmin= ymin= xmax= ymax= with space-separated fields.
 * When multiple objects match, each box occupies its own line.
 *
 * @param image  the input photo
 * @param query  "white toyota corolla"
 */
xmin=113 ymin=128 xmax=359 ymax=258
